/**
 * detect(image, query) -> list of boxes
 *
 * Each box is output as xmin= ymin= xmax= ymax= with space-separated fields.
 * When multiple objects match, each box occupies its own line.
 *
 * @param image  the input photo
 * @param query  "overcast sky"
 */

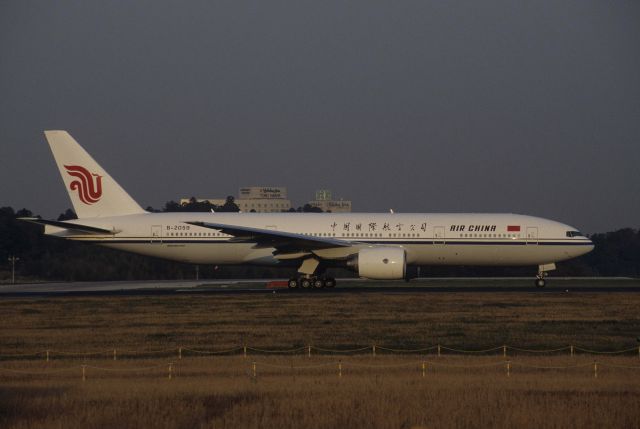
xmin=1 ymin=1 xmax=638 ymax=233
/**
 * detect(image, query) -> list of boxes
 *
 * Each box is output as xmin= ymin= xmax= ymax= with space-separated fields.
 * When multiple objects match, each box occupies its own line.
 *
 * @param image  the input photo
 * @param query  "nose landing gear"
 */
xmin=534 ymin=263 xmax=556 ymax=288
xmin=535 ymin=275 xmax=547 ymax=288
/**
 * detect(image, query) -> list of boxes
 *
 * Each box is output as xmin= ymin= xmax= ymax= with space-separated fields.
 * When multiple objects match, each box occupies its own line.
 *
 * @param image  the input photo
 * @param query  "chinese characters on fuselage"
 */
xmin=330 ymin=221 xmax=428 ymax=232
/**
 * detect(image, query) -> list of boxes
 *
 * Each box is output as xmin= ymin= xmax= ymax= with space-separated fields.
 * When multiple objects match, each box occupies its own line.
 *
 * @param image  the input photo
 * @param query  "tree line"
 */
xmin=0 ymin=203 xmax=638 ymax=282
xmin=151 ymin=197 xmax=325 ymax=214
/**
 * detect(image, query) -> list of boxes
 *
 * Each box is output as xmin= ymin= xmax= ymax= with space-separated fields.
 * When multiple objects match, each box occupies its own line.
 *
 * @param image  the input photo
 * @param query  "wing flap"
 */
xmin=185 ymin=221 xmax=351 ymax=251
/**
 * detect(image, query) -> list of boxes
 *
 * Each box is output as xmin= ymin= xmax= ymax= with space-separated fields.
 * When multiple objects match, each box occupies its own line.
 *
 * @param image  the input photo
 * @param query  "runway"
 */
xmin=1 ymin=277 xmax=639 ymax=297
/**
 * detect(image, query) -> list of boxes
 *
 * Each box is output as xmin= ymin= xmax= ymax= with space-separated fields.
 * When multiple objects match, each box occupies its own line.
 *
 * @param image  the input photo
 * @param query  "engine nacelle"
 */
xmin=348 ymin=247 xmax=406 ymax=280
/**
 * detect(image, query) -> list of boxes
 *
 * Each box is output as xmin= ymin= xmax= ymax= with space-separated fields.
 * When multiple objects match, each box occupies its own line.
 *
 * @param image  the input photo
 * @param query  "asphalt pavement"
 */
xmin=1 ymin=277 xmax=639 ymax=297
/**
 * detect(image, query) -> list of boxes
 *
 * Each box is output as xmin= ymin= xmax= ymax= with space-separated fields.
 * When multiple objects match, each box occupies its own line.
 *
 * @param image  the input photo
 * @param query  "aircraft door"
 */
xmin=434 ymin=226 xmax=445 ymax=244
xmin=526 ymin=227 xmax=538 ymax=245
xmin=151 ymin=225 xmax=162 ymax=244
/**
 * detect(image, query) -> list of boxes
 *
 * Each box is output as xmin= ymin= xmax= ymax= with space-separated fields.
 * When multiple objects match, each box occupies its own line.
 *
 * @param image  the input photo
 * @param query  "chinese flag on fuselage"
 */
xmin=507 ymin=225 xmax=521 ymax=232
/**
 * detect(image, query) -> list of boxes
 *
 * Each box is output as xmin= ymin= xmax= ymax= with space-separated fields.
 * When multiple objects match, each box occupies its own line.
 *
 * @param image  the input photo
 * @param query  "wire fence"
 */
xmin=2 ymin=357 xmax=640 ymax=381
xmin=0 ymin=362 xmax=176 ymax=380
xmin=1 ymin=343 xmax=639 ymax=361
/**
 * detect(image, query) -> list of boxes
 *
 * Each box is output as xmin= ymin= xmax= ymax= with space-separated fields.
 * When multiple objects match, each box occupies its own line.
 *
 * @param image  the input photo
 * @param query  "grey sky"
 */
xmin=1 ymin=1 xmax=638 ymax=233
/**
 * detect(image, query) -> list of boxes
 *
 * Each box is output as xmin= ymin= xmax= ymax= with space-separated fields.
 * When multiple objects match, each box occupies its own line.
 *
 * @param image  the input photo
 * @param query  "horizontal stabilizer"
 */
xmin=18 ymin=218 xmax=115 ymax=234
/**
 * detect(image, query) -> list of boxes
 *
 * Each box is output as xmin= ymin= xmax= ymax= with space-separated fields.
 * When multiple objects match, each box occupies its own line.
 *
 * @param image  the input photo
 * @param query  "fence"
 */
xmin=1 ymin=344 xmax=639 ymax=361
xmin=0 ymin=362 xmax=175 ymax=380
xmin=2 ymin=357 xmax=640 ymax=381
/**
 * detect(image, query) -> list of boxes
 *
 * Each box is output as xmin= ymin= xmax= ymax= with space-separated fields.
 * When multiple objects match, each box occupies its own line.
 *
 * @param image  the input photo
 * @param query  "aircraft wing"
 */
xmin=18 ymin=218 xmax=115 ymax=234
xmin=184 ymin=221 xmax=351 ymax=252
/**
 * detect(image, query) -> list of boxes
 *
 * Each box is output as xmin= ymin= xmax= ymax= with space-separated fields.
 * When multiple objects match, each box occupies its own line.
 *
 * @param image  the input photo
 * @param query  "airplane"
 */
xmin=21 ymin=130 xmax=594 ymax=289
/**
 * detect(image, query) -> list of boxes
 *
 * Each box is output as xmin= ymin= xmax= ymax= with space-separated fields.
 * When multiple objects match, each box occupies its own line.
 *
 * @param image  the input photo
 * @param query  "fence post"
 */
xmin=308 ymin=345 xmax=311 ymax=358
xmin=244 ymin=345 xmax=247 ymax=359
xmin=570 ymin=345 xmax=574 ymax=357
xmin=593 ymin=361 xmax=598 ymax=379
xmin=82 ymin=365 xmax=86 ymax=382
xmin=178 ymin=347 xmax=182 ymax=360
xmin=373 ymin=345 xmax=376 ymax=357
xmin=503 ymin=345 xmax=507 ymax=358
xmin=437 ymin=344 xmax=441 ymax=357
xmin=113 ymin=349 xmax=117 ymax=361
xmin=422 ymin=361 xmax=426 ymax=378
xmin=168 ymin=363 xmax=173 ymax=380
xmin=338 ymin=360 xmax=342 ymax=378
xmin=46 ymin=350 xmax=49 ymax=362
xmin=252 ymin=361 xmax=257 ymax=378
xmin=506 ymin=360 xmax=511 ymax=377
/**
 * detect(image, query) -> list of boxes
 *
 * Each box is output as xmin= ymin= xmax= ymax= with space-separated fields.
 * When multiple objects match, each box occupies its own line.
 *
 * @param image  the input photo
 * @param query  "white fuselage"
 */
xmin=49 ymin=212 xmax=594 ymax=268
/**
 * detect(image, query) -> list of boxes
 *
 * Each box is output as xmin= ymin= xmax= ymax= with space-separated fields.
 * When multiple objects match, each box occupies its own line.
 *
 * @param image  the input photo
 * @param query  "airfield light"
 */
xmin=8 ymin=256 xmax=19 ymax=284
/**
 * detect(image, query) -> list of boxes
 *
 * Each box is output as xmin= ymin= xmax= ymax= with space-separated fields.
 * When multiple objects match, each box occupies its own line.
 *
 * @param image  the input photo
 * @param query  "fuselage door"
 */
xmin=434 ymin=226 xmax=445 ymax=244
xmin=526 ymin=227 xmax=538 ymax=245
xmin=151 ymin=225 xmax=162 ymax=244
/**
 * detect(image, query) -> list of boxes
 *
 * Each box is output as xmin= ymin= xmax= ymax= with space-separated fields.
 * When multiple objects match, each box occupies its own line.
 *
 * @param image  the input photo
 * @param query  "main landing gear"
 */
xmin=287 ymin=276 xmax=336 ymax=290
xmin=288 ymin=257 xmax=336 ymax=290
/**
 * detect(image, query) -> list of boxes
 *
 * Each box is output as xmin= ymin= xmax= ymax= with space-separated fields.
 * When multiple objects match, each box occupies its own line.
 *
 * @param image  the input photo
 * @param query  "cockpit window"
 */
xmin=566 ymin=231 xmax=584 ymax=238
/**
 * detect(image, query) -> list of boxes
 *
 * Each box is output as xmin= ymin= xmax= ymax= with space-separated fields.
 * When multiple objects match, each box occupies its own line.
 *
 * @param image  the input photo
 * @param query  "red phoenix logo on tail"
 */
xmin=64 ymin=165 xmax=103 ymax=205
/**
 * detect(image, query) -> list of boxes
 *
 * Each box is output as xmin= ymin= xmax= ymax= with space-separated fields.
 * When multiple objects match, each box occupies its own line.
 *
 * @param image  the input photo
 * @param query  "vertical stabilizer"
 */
xmin=44 ymin=130 xmax=145 ymax=218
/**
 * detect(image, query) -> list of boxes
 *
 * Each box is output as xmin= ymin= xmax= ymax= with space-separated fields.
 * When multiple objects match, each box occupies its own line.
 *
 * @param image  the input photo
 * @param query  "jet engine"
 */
xmin=347 ymin=247 xmax=406 ymax=280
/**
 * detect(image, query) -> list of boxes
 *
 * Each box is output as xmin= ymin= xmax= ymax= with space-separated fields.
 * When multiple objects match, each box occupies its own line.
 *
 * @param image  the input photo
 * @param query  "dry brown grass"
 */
xmin=1 ymin=290 xmax=640 ymax=428
xmin=2 ymin=291 xmax=639 ymax=353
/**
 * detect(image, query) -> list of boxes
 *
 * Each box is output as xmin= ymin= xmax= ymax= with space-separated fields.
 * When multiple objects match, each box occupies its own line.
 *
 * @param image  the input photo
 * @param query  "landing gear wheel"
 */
xmin=324 ymin=278 xmax=336 ymax=288
xmin=535 ymin=278 xmax=546 ymax=288
xmin=288 ymin=278 xmax=299 ymax=289
xmin=313 ymin=278 xmax=325 ymax=289
xmin=301 ymin=278 xmax=312 ymax=289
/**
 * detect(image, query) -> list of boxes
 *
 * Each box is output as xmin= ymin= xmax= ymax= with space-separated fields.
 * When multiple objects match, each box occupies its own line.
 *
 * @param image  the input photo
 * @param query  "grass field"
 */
xmin=1 ymin=282 xmax=640 ymax=428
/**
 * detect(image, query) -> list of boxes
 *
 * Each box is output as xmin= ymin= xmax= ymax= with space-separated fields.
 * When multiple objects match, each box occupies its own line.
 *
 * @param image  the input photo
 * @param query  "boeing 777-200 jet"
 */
xmin=21 ymin=131 xmax=594 ymax=288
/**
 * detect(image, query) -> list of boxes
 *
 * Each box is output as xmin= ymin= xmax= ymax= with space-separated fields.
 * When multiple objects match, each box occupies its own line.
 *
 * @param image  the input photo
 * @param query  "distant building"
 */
xmin=239 ymin=187 xmax=287 ymax=200
xmin=308 ymin=189 xmax=352 ymax=213
xmin=180 ymin=186 xmax=292 ymax=213
xmin=181 ymin=187 xmax=351 ymax=213
xmin=235 ymin=186 xmax=292 ymax=212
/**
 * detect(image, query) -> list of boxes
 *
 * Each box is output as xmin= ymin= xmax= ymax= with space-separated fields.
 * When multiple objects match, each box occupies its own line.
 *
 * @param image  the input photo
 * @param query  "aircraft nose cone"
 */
xmin=580 ymin=238 xmax=595 ymax=256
